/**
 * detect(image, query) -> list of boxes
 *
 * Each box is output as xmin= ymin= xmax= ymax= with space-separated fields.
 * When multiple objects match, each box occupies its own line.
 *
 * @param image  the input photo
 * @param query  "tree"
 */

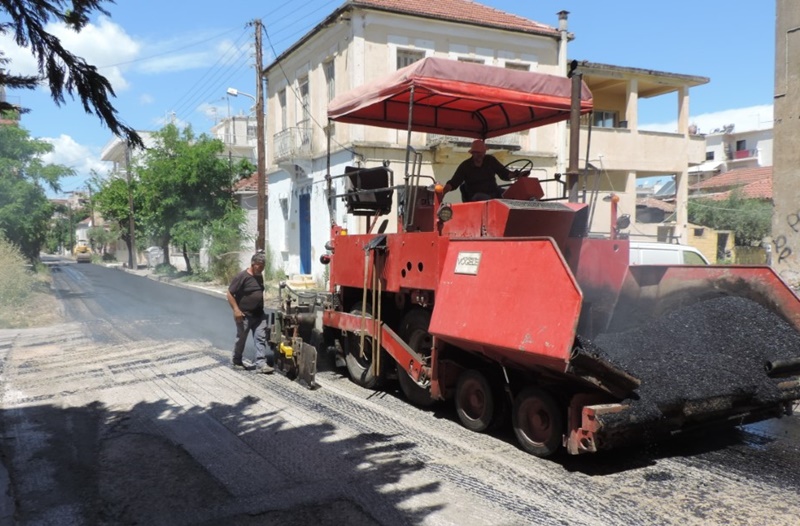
xmin=0 ymin=0 xmax=141 ymax=146
xmin=137 ymin=124 xmax=236 ymax=273
xmin=93 ymin=175 xmax=143 ymax=262
xmin=688 ymin=190 xmax=772 ymax=246
xmin=0 ymin=122 xmax=73 ymax=260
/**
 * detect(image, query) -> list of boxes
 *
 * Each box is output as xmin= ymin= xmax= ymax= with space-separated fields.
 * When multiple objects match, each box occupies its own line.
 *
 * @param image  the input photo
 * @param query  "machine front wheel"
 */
xmin=455 ymin=369 xmax=496 ymax=432
xmin=512 ymin=387 xmax=563 ymax=457
xmin=344 ymin=303 xmax=380 ymax=389
xmin=397 ymin=309 xmax=436 ymax=407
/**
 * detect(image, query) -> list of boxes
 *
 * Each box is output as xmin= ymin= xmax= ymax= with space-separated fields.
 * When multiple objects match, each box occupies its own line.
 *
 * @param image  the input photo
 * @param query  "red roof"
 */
xmin=233 ymin=173 xmax=261 ymax=193
xmin=705 ymin=177 xmax=773 ymax=201
xmin=636 ymin=197 xmax=675 ymax=212
xmin=690 ymin=166 xmax=771 ymax=191
xmin=350 ymin=0 xmax=558 ymax=36
xmin=328 ymin=57 xmax=592 ymax=138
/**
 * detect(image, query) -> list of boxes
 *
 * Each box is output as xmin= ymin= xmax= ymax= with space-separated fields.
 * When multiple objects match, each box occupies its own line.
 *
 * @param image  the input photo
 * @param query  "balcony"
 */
xmin=731 ymin=148 xmax=758 ymax=160
xmin=273 ymin=127 xmax=312 ymax=163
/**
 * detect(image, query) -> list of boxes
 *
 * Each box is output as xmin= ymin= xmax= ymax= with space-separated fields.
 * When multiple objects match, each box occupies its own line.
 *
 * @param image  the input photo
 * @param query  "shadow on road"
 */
xmin=0 ymin=396 xmax=444 ymax=525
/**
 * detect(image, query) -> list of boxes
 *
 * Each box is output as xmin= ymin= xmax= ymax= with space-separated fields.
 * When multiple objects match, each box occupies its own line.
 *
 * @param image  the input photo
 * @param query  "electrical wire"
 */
xmin=169 ymin=28 xmax=252 ymax=120
xmin=96 ymin=26 xmax=243 ymax=69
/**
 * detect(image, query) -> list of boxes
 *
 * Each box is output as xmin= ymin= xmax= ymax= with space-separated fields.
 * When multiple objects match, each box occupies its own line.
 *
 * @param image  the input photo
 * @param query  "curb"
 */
xmin=112 ymin=265 xmax=227 ymax=300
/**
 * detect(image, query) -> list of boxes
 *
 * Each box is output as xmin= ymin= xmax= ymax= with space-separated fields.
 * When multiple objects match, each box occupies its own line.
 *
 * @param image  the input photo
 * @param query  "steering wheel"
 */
xmin=504 ymin=159 xmax=533 ymax=178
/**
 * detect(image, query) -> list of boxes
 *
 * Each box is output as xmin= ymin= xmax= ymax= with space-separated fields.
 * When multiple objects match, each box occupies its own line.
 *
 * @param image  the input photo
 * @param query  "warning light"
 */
xmin=434 ymin=184 xmax=444 ymax=194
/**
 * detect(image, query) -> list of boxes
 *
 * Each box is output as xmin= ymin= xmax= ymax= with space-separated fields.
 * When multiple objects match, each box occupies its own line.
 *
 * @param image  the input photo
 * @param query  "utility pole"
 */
xmin=254 ymin=18 xmax=267 ymax=252
xmin=125 ymin=142 xmax=136 ymax=270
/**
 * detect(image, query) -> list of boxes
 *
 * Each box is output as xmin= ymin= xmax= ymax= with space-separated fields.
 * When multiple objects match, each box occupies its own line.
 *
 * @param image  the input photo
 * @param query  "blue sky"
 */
xmin=1 ymin=0 xmax=776 ymax=196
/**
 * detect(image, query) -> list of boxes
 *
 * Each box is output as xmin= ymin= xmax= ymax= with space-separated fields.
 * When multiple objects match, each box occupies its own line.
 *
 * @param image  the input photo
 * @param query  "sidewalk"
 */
xmin=112 ymin=264 xmax=229 ymax=299
xmin=112 ymin=264 xmax=285 ymax=306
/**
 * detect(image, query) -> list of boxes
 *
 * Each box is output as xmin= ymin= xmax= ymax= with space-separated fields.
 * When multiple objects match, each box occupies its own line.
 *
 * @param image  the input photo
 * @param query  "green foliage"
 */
xmin=262 ymin=244 xmax=285 ymax=281
xmin=154 ymin=263 xmax=178 ymax=277
xmin=0 ymin=124 xmax=73 ymax=260
xmin=0 ymin=234 xmax=35 ymax=307
xmin=137 ymin=124 xmax=237 ymax=272
xmin=207 ymin=206 xmax=247 ymax=284
xmin=93 ymin=174 xmax=145 ymax=264
xmin=688 ymin=190 xmax=772 ymax=246
xmin=0 ymin=0 xmax=140 ymax=146
xmin=87 ymin=225 xmax=120 ymax=254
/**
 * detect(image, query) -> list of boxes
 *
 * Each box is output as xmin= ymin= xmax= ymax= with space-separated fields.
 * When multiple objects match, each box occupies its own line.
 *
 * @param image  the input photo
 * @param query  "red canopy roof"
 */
xmin=328 ymin=57 xmax=593 ymax=139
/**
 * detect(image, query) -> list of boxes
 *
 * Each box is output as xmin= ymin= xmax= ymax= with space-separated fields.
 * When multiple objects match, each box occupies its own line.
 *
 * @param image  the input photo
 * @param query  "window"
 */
xmin=736 ymin=139 xmax=746 ymax=151
xmin=592 ymin=110 xmax=617 ymax=128
xmin=705 ymin=151 xmax=715 ymax=161
xmin=683 ymin=251 xmax=708 ymax=265
xmin=397 ymin=49 xmax=424 ymax=69
xmin=505 ymin=62 xmax=529 ymax=71
xmin=297 ymin=77 xmax=310 ymax=125
xmin=324 ymin=60 xmax=335 ymax=102
xmin=278 ymin=89 xmax=287 ymax=131
xmin=247 ymin=121 xmax=256 ymax=142
xmin=457 ymin=57 xmax=484 ymax=64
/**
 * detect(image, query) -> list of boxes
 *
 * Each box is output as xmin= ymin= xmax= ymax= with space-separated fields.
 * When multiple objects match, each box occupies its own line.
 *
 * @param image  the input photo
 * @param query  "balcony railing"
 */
xmin=273 ymin=126 xmax=312 ymax=162
xmin=731 ymin=148 xmax=758 ymax=160
xmin=426 ymin=132 xmax=521 ymax=149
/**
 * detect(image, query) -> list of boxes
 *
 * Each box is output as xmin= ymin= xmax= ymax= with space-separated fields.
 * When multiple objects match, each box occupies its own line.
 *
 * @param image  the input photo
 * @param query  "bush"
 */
xmin=0 ymin=235 xmax=35 ymax=307
xmin=0 ymin=235 xmax=61 ymax=328
xmin=154 ymin=263 xmax=178 ymax=277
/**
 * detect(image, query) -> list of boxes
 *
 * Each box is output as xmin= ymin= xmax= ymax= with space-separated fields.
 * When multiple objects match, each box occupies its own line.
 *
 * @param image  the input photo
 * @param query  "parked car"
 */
xmin=629 ymin=241 xmax=710 ymax=265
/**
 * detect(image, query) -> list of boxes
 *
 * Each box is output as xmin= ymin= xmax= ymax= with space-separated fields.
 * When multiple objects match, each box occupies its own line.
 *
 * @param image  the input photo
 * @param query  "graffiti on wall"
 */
xmin=777 ymin=209 xmax=800 ymax=263
xmin=774 ymin=210 xmax=800 ymax=288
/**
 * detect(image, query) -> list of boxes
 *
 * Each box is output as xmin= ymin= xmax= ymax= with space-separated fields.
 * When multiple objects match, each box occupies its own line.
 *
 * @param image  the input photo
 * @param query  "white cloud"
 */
xmin=643 ymin=104 xmax=774 ymax=134
xmin=139 ymin=93 xmax=155 ymax=105
xmin=0 ymin=17 xmax=140 ymax=92
xmin=197 ymin=101 xmax=229 ymax=121
xmin=41 ymin=135 xmax=110 ymax=177
xmin=133 ymin=35 xmax=250 ymax=75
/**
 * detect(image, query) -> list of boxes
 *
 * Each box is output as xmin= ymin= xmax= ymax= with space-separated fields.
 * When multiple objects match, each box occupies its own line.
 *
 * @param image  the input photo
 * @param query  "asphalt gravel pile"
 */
xmin=588 ymin=296 xmax=800 ymax=421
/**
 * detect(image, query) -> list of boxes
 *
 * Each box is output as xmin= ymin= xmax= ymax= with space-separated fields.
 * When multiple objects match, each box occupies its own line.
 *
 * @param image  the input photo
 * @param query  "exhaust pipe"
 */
xmin=765 ymin=357 xmax=800 ymax=378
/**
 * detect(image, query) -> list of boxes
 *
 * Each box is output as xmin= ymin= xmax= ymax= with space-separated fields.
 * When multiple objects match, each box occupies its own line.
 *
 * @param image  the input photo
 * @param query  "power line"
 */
xmin=97 ymin=26 xmax=242 ymax=69
xmin=168 ymin=27 xmax=251 ymax=118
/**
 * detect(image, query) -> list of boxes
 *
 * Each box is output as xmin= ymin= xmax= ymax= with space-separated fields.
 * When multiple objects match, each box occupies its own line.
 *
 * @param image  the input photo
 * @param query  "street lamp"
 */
xmin=226 ymin=87 xmax=255 ymax=104
xmin=228 ymin=85 xmax=266 ymax=252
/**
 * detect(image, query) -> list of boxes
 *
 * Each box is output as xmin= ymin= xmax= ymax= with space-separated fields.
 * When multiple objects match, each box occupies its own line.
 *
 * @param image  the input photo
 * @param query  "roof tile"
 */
xmin=350 ymin=0 xmax=557 ymax=36
xmin=233 ymin=173 xmax=261 ymax=193
xmin=690 ymin=166 xmax=771 ymax=190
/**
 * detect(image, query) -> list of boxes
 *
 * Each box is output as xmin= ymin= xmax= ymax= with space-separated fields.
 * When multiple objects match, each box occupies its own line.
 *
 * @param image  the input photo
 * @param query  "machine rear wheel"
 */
xmin=345 ymin=303 xmax=380 ymax=389
xmin=455 ymin=369 xmax=496 ymax=432
xmin=397 ymin=309 xmax=436 ymax=407
xmin=512 ymin=387 xmax=563 ymax=457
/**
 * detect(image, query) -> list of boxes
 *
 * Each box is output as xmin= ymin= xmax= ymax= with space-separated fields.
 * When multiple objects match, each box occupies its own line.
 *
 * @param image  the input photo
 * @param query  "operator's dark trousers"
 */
xmin=232 ymin=311 xmax=272 ymax=367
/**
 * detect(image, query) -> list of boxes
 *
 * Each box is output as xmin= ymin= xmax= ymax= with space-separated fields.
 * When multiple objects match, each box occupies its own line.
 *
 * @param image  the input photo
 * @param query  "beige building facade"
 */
xmin=773 ymin=0 xmax=800 ymax=287
xmin=264 ymin=0 xmax=708 ymax=280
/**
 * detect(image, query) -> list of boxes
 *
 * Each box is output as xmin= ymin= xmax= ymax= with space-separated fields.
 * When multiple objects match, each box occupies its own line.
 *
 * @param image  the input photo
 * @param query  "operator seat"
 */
xmin=344 ymin=166 xmax=393 ymax=216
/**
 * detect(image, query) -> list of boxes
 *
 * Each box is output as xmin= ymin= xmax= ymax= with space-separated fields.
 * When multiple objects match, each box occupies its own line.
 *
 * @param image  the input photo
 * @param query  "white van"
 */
xmin=629 ymin=241 xmax=710 ymax=265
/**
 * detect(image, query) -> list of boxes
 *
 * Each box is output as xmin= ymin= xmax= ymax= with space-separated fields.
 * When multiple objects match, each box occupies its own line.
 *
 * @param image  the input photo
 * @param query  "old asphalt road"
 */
xmin=1 ymin=260 xmax=800 ymax=525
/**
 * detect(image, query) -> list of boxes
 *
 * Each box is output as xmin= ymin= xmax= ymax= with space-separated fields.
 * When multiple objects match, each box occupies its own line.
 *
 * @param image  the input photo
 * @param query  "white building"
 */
xmin=263 ymin=0 xmax=707 ymax=281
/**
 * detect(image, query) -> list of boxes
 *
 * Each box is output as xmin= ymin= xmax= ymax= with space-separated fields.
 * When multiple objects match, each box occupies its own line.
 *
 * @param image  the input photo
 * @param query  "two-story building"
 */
xmin=263 ymin=0 xmax=708 ymax=282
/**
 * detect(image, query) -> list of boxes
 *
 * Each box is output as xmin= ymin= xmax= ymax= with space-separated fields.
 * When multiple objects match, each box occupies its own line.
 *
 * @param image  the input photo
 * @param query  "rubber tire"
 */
xmin=396 ymin=309 xmax=436 ymax=407
xmin=512 ymin=387 xmax=564 ymax=458
xmin=344 ymin=303 xmax=380 ymax=389
xmin=455 ymin=369 xmax=495 ymax=432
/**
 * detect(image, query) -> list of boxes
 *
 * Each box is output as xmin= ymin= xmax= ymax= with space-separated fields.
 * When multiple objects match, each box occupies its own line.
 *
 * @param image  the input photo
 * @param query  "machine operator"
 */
xmin=442 ymin=139 xmax=530 ymax=202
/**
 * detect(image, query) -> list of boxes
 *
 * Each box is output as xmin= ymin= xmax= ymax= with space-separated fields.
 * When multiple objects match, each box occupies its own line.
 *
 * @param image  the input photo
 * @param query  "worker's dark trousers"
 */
xmin=232 ymin=311 xmax=271 ymax=367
